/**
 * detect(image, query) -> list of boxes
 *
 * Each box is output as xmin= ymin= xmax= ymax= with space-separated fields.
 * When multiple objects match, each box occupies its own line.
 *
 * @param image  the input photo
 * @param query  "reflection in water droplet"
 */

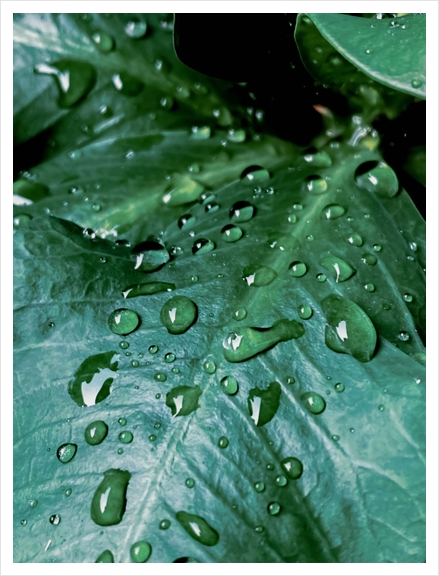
xmin=130 ymin=541 xmax=152 ymax=563
xmin=289 ymin=261 xmax=307 ymax=278
xmin=192 ymin=238 xmax=215 ymax=255
xmin=243 ymin=264 xmax=277 ymax=286
xmin=298 ymin=304 xmax=313 ymax=320
xmin=301 ymin=392 xmax=326 ymax=414
xmin=320 ymin=255 xmax=356 ymax=282
xmin=230 ymin=201 xmax=255 ymax=223
xmin=176 ymin=511 xmax=219 ymax=546
xmin=125 ymin=18 xmax=147 ymax=38
xmin=85 ymin=420 xmax=108 ymax=445
xmin=355 ymin=161 xmax=399 ymax=198
xmin=118 ymin=431 xmax=133 ymax=444
xmin=321 ymin=204 xmax=345 ymax=220
xmin=233 ymin=307 xmax=247 ymax=321
xmin=220 ymin=376 xmax=239 ymax=395
xmin=160 ymin=296 xmax=197 ymax=334
xmin=267 ymin=502 xmax=281 ymax=516
xmin=218 ymin=436 xmax=229 ymax=449
xmin=108 ymin=309 xmax=140 ymax=335
xmin=221 ymin=224 xmax=243 ymax=243
xmin=68 ymin=352 xmax=118 ymax=407
xmin=203 ymin=360 xmax=216 ymax=374
xmin=305 ymin=175 xmax=328 ymax=194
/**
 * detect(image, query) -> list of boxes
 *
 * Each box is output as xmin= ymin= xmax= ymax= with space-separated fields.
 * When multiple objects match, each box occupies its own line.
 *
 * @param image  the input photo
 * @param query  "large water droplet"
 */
xmin=68 ymin=351 xmax=118 ymax=407
xmin=13 ymin=179 xmax=49 ymax=203
xmin=320 ymin=255 xmax=356 ymax=282
xmin=91 ymin=29 xmax=115 ymax=53
xmin=355 ymin=161 xmax=399 ymax=198
xmin=112 ymin=72 xmax=144 ymax=96
xmin=289 ymin=261 xmax=307 ymax=277
xmin=125 ymin=18 xmax=147 ymax=38
xmin=280 ymin=457 xmax=303 ymax=479
xmin=248 ymin=382 xmax=281 ymax=426
xmin=166 ymin=385 xmax=202 ymax=417
xmin=96 ymin=550 xmax=114 ymax=563
xmin=176 ymin=511 xmax=219 ymax=546
xmin=220 ymin=376 xmax=239 ymax=395
xmin=108 ymin=309 xmax=140 ymax=335
xmin=241 ymin=166 xmax=270 ymax=182
xmin=305 ymin=175 xmax=328 ymax=194
xmin=230 ymin=201 xmax=255 ymax=223
xmin=34 ymin=60 xmax=96 ymax=107
xmin=321 ymin=204 xmax=345 ymax=220
xmin=160 ymin=296 xmax=197 ymax=334
xmin=243 ymin=265 xmax=277 ymax=286
xmin=192 ymin=238 xmax=215 ymax=255
xmin=301 ymin=391 xmax=326 ymax=414
xmin=122 ymin=281 xmax=175 ymax=298
xmin=322 ymin=295 xmax=377 ymax=362
xmin=221 ymin=224 xmax=243 ymax=243
xmin=131 ymin=241 xmax=170 ymax=272
xmin=85 ymin=420 xmax=108 ymax=445
xmin=130 ymin=541 xmax=152 ymax=563
xmin=223 ymin=319 xmax=304 ymax=363
xmin=90 ymin=468 xmax=131 ymax=526
xmin=56 ymin=443 xmax=77 ymax=464
xmin=163 ymin=176 xmax=204 ymax=207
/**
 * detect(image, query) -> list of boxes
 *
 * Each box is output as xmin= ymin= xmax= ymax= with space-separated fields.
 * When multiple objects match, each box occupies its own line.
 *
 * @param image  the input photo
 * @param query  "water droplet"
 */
xmin=320 ymin=255 xmax=356 ymax=282
xmin=118 ymin=417 xmax=127 ymax=427
xmin=398 ymin=331 xmax=410 ymax=342
xmin=172 ymin=367 xmax=180 ymax=374
xmin=220 ymin=376 xmax=239 ymax=395
xmin=154 ymin=372 xmax=167 ymax=382
xmin=233 ymin=307 xmax=247 ymax=321
xmin=254 ymin=481 xmax=265 ymax=493
xmin=298 ymin=304 xmax=313 ymax=320
xmin=378 ymin=405 xmax=385 ymax=412
xmin=248 ymin=382 xmax=281 ymax=426
xmin=91 ymin=29 xmax=114 ymax=53
xmin=243 ymin=264 xmax=277 ymax=286
xmin=96 ymin=550 xmax=114 ymax=563
xmin=118 ymin=431 xmax=133 ymax=444
xmin=280 ymin=457 xmax=303 ymax=479
xmin=148 ymin=345 xmax=159 ymax=355
xmin=276 ymin=475 xmax=288 ymax=487
xmin=68 ymin=351 xmax=118 ymax=407
xmin=185 ymin=478 xmax=195 ymax=488
xmin=365 ymin=49 xmax=371 ymax=54
xmin=125 ymin=18 xmax=147 ymax=38
xmin=227 ymin=128 xmax=246 ymax=142
xmin=13 ymin=213 xmax=33 ymax=229
xmin=289 ymin=261 xmax=307 ymax=278
xmin=108 ymin=309 xmax=140 ymax=335
xmin=373 ymin=244 xmax=382 ymax=252
xmin=160 ymin=296 xmax=197 ymax=334
xmin=65 ymin=488 xmax=72 ymax=497
xmin=346 ymin=233 xmax=363 ymax=247
xmin=361 ymin=253 xmax=377 ymax=266
xmin=163 ymin=176 xmax=204 ymax=207
xmin=204 ymin=201 xmax=220 ymax=214
xmin=305 ymin=175 xmax=328 ymax=194
xmin=130 ymin=541 xmax=152 ymax=563
xmin=286 ymin=376 xmax=295 ymax=385
xmin=149 ymin=434 xmax=157 ymax=442
xmin=301 ymin=392 xmax=326 ymax=414
xmin=241 ymin=165 xmax=270 ymax=182
xmin=316 ymin=273 xmax=326 ymax=283
xmin=159 ymin=519 xmax=171 ymax=530
xmin=49 ymin=514 xmax=61 ymax=525
xmin=230 ymin=201 xmax=255 ymax=223
xmin=321 ymin=204 xmax=345 ymax=220
xmin=160 ymin=96 xmax=174 ymax=110
xmin=28 ymin=499 xmax=38 ymax=509
xmin=334 ymin=382 xmax=345 ymax=393
xmin=255 ymin=525 xmax=264 ymax=533
xmin=176 ymin=511 xmax=219 ymax=546
xmin=131 ymin=240 xmax=169 ymax=272
xmin=332 ymin=434 xmax=340 ymax=442
xmin=34 ymin=60 xmax=97 ymax=107
xmin=192 ymin=238 xmax=215 ymax=255
xmin=218 ymin=436 xmax=229 ymax=449
xmin=364 ymin=283 xmax=375 ymax=292
xmin=355 ymin=161 xmax=399 ymax=198
xmin=130 ymin=359 xmax=139 ymax=368
xmin=349 ymin=427 xmax=355 ymax=433
xmin=223 ymin=319 xmax=304 ymax=363
xmin=303 ymin=149 xmax=332 ymax=168
xmin=164 ymin=353 xmax=176 ymax=363
xmin=221 ymin=224 xmax=243 ymax=243
xmin=411 ymin=79 xmax=423 ymax=88
xmin=178 ymin=214 xmax=196 ymax=230
xmin=166 ymin=385 xmax=202 ymax=417
xmin=287 ymin=213 xmax=297 ymax=224
xmin=403 ymin=293 xmax=413 ymax=303
xmin=190 ymin=125 xmax=211 ymax=140
xmin=266 ymin=463 xmax=275 ymax=471
xmin=91 ymin=468 xmax=131 ymax=526
xmin=267 ymin=502 xmax=281 ymax=516
xmin=84 ymin=420 xmax=108 ymax=446
xmin=322 ymin=294 xmax=377 ymax=362
xmin=203 ymin=360 xmax=216 ymax=374
xmin=20 ymin=519 xmax=27 ymax=526
xmin=112 ymin=72 xmax=144 ymax=96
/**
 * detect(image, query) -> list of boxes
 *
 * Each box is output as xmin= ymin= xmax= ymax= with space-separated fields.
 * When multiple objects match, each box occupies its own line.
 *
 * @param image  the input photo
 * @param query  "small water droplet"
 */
xmin=266 ymin=463 xmax=274 ymax=471
xmin=154 ymin=372 xmax=167 ymax=382
xmin=378 ymin=405 xmax=385 ymax=412
xmin=28 ymin=499 xmax=38 ymax=509
xmin=301 ymin=392 xmax=326 ymax=414
xmin=112 ymin=72 xmax=144 ymax=96
xmin=403 ymin=293 xmax=414 ymax=303
xmin=85 ymin=420 xmax=108 ymax=445
xmin=185 ymin=478 xmax=195 ymax=488
xmin=130 ymin=540 xmax=152 ymax=563
xmin=125 ymin=18 xmax=147 ymax=38
xmin=233 ymin=307 xmax=247 ymax=321
xmin=316 ymin=273 xmax=326 ymax=283
xmin=305 ymin=175 xmax=328 ymax=194
xmin=49 ymin=514 xmax=61 ymax=525
xmin=267 ymin=502 xmax=281 ymax=516
xmin=192 ymin=238 xmax=215 ymax=255
xmin=218 ymin=436 xmax=229 ymax=449
xmin=361 ymin=253 xmax=377 ymax=266
xmin=56 ymin=443 xmax=77 ymax=464
xmin=289 ymin=261 xmax=307 ymax=278
xmin=286 ymin=376 xmax=296 ymax=385
xmin=241 ymin=165 xmax=270 ymax=182
xmin=13 ymin=213 xmax=33 ymax=228
xmin=172 ymin=367 xmax=180 ymax=374
xmin=221 ymin=224 xmax=243 ymax=243
xmin=287 ymin=213 xmax=297 ymax=224
xmin=65 ymin=488 xmax=72 ymax=497
xmin=345 ymin=233 xmax=363 ymax=247
xmin=298 ymin=304 xmax=313 ymax=320
xmin=275 ymin=475 xmax=288 ymax=487
xmin=149 ymin=434 xmax=157 ymax=442
xmin=243 ymin=264 xmax=277 ymax=287
xmin=398 ymin=331 xmax=410 ymax=341
xmin=254 ymin=481 xmax=265 ymax=493
xmin=159 ymin=519 xmax=171 ymax=530
xmin=227 ymin=128 xmax=246 ymax=142
xmin=230 ymin=200 xmax=255 ymax=223
xmin=334 ymin=383 xmax=345 ymax=393
xmin=160 ymin=296 xmax=197 ymax=334
xmin=118 ymin=431 xmax=133 ymax=444
xmin=321 ymin=204 xmax=345 ymax=220
xmin=203 ymin=360 xmax=216 ymax=374
xmin=255 ymin=525 xmax=264 ymax=533
xmin=108 ymin=309 xmax=140 ymax=335
xmin=191 ymin=125 xmax=211 ymax=139
xmin=220 ymin=376 xmax=239 ymax=395
xmin=280 ymin=457 xmax=303 ymax=479
xmin=364 ymin=283 xmax=375 ymax=292
xmin=91 ymin=29 xmax=115 ymax=53
xmin=148 ymin=345 xmax=159 ymax=354
xmin=365 ymin=49 xmax=371 ymax=54
xmin=332 ymin=434 xmax=340 ymax=442
xmin=411 ymin=79 xmax=423 ymax=88
xmin=164 ymin=353 xmax=176 ymax=363
xmin=20 ymin=519 xmax=27 ymax=526
xmin=293 ymin=203 xmax=303 ymax=210
xmin=190 ymin=275 xmax=199 ymax=283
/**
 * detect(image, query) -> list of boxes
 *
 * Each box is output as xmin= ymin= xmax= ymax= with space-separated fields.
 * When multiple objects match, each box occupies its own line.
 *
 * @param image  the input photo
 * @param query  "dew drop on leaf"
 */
xmin=84 ymin=420 xmax=108 ymax=445
xmin=34 ymin=60 xmax=97 ymax=107
xmin=321 ymin=204 xmax=345 ymax=220
xmin=398 ymin=331 xmax=410 ymax=341
xmin=68 ymin=352 xmax=118 ymax=407
xmin=361 ymin=253 xmax=377 ymax=266
xmin=248 ymin=382 xmax=281 ymax=426
xmin=203 ymin=360 xmax=216 ymax=374
xmin=190 ymin=125 xmax=211 ymax=140
xmin=233 ymin=307 xmax=247 ymax=321
xmin=275 ymin=475 xmax=288 ymax=487
xmin=230 ymin=200 xmax=255 ymax=223
xmin=255 ymin=525 xmax=264 ymax=533
xmin=13 ymin=213 xmax=33 ymax=228
xmin=178 ymin=214 xmax=196 ymax=230
xmin=254 ymin=481 xmax=266 ymax=493
xmin=65 ymin=488 xmax=72 ymax=497
xmin=49 ymin=514 xmax=61 ymax=525
xmin=298 ymin=304 xmax=313 ymax=319
xmin=346 ymin=233 xmax=363 ymax=246
xmin=159 ymin=519 xmax=171 ymax=530
xmin=332 ymin=434 xmax=340 ymax=442
xmin=286 ymin=376 xmax=295 ymax=385
xmin=192 ymin=238 xmax=215 ymax=255
xmin=20 ymin=519 xmax=27 ymax=526
xmin=355 ymin=161 xmax=399 ymax=198
xmin=218 ymin=436 xmax=229 ymax=448
xmin=185 ymin=478 xmax=195 ymax=488
xmin=334 ymin=383 xmax=345 ymax=393
xmin=240 ymin=165 xmax=270 ymax=182
xmin=289 ymin=261 xmax=307 ymax=278
xmin=176 ymin=511 xmax=219 ymax=546
xmin=160 ymin=296 xmax=197 ymax=334
xmin=287 ymin=213 xmax=297 ymax=224
xmin=164 ymin=353 xmax=176 ymax=363
xmin=130 ymin=541 xmax=152 ymax=563
xmin=124 ymin=17 xmax=147 ymax=38
xmin=108 ymin=309 xmax=140 ymax=335
xmin=305 ymin=175 xmax=328 ymax=194
xmin=90 ymin=468 xmax=131 ymax=526
xmin=221 ymin=224 xmax=243 ymax=242
xmin=301 ymin=392 xmax=326 ymax=414
xmin=118 ymin=431 xmax=133 ymax=444
xmin=149 ymin=434 xmax=157 ymax=442
xmin=118 ymin=417 xmax=127 ymax=426
xmin=220 ymin=376 xmax=239 ymax=395
xmin=154 ymin=372 xmax=167 ymax=382
xmin=227 ymin=128 xmax=246 ymax=142
xmin=303 ymin=149 xmax=332 ymax=167
xmin=91 ymin=30 xmax=115 ymax=53
xmin=373 ymin=244 xmax=383 ymax=252
xmin=131 ymin=240 xmax=170 ymax=272
xmin=166 ymin=385 xmax=202 ymax=417
xmin=267 ymin=502 xmax=281 ymax=516
xmin=112 ymin=72 xmax=144 ymax=96
xmin=364 ymin=283 xmax=375 ymax=292
xmin=148 ymin=345 xmax=159 ymax=354
xmin=163 ymin=177 xmax=204 ymax=207
xmin=243 ymin=264 xmax=277 ymax=286
xmin=320 ymin=255 xmax=356 ymax=282
xmin=280 ymin=457 xmax=303 ymax=479
xmin=28 ymin=499 xmax=38 ymax=509
xmin=96 ymin=550 xmax=114 ymax=563
xmin=403 ymin=293 xmax=414 ymax=303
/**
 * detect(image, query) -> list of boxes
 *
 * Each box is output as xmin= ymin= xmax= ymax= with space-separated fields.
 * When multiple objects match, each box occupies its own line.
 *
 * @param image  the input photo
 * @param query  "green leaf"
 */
xmin=303 ymin=13 xmax=426 ymax=99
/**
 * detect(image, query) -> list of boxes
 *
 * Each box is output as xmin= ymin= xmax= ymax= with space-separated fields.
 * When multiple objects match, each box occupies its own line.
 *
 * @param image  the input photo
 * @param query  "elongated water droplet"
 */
xmin=320 ymin=255 xmax=356 ymax=282
xmin=112 ymin=72 xmax=144 ymax=96
xmin=192 ymin=238 xmax=215 ymax=255
xmin=218 ymin=436 xmax=229 ymax=448
xmin=159 ymin=519 xmax=171 ymax=530
xmin=230 ymin=201 xmax=255 ymax=223
xmin=90 ymin=468 xmax=131 ymax=526
xmin=303 ymin=149 xmax=332 ymax=167
xmin=223 ymin=319 xmax=304 ymax=363
xmin=130 ymin=541 xmax=152 ymax=562
xmin=220 ymin=376 xmax=239 ymax=395
xmin=91 ymin=29 xmax=115 ymax=53
xmin=355 ymin=160 xmax=399 ymax=197
xmin=108 ymin=308 xmax=140 ymax=335
xmin=68 ymin=351 xmax=118 ymax=407
xmin=321 ymin=204 xmax=345 ymax=220
xmin=166 ymin=385 xmax=202 ymax=417
xmin=248 ymin=382 xmax=281 ymax=426
xmin=221 ymin=224 xmax=243 ymax=242
xmin=305 ymin=175 xmax=328 ymax=194
xmin=243 ymin=264 xmax=277 ymax=286
xmin=289 ymin=261 xmax=307 ymax=277
xmin=345 ymin=233 xmax=363 ymax=247
xmin=148 ymin=345 xmax=159 ymax=355
xmin=301 ymin=391 xmax=326 ymax=414
xmin=322 ymin=294 xmax=377 ymax=362
xmin=176 ymin=511 xmax=219 ymax=546
xmin=227 ymin=128 xmax=246 ymax=142
xmin=241 ymin=166 xmax=270 ymax=182
xmin=191 ymin=125 xmax=211 ymax=139
xmin=163 ymin=176 xmax=204 ymax=207
xmin=131 ymin=241 xmax=170 ymax=272
xmin=96 ymin=550 xmax=114 ymax=563
xmin=178 ymin=214 xmax=196 ymax=230
xmin=84 ymin=420 xmax=108 ymax=445
xmin=160 ymin=296 xmax=197 ymax=334
xmin=34 ymin=60 xmax=96 ymax=107
xmin=56 ymin=443 xmax=77 ymax=464
xmin=122 ymin=281 xmax=175 ymax=299
xmin=267 ymin=502 xmax=281 ymax=516
xmin=280 ymin=457 xmax=303 ymax=479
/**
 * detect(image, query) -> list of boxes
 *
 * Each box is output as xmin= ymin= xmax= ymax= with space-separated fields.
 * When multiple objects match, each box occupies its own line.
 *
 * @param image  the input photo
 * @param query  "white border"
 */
xmin=1 ymin=2 xmax=438 ymax=575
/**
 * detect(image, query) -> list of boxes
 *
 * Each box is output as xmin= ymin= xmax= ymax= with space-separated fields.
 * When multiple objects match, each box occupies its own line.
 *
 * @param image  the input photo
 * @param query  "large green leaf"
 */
xmin=13 ymin=12 xmax=426 ymax=564
xmin=304 ymin=13 xmax=426 ymax=99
